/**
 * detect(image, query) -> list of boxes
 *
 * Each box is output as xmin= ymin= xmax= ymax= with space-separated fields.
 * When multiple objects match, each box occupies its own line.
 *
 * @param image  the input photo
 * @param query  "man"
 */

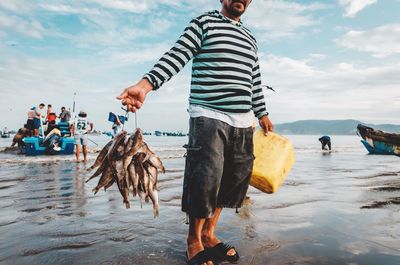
xmin=27 ymin=107 xmax=36 ymax=136
xmin=33 ymin=103 xmax=45 ymax=136
xmin=319 ymin=135 xmax=331 ymax=151
xmin=111 ymin=113 xmax=123 ymax=138
xmin=70 ymin=110 xmax=93 ymax=163
xmin=46 ymin=104 xmax=57 ymax=126
xmin=118 ymin=1 xmax=273 ymax=264
xmin=59 ymin=106 xmax=71 ymax=123
xmin=11 ymin=127 xmax=30 ymax=152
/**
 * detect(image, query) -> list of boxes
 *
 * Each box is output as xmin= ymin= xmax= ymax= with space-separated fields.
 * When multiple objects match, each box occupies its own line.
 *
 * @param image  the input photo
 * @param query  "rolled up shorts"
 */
xmin=33 ymin=118 xmax=41 ymax=129
xmin=27 ymin=119 xmax=35 ymax=130
xmin=74 ymin=134 xmax=88 ymax=146
xmin=182 ymin=116 xmax=254 ymax=218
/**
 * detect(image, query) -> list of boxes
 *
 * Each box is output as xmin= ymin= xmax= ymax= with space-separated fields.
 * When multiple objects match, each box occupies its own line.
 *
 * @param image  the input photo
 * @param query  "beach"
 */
xmin=0 ymin=134 xmax=399 ymax=265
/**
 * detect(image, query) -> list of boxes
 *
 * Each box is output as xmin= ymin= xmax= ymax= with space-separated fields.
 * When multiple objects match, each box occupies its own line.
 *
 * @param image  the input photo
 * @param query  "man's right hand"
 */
xmin=117 ymin=78 xmax=154 ymax=112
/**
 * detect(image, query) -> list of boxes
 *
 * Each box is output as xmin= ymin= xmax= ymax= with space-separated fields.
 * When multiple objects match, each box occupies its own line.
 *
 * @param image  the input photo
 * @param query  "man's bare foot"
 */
xmin=202 ymin=234 xmax=236 ymax=257
xmin=187 ymin=241 xmax=213 ymax=265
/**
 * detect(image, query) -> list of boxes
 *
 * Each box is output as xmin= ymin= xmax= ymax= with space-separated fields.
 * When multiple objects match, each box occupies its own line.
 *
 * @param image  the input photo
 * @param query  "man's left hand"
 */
xmin=259 ymin=115 xmax=273 ymax=134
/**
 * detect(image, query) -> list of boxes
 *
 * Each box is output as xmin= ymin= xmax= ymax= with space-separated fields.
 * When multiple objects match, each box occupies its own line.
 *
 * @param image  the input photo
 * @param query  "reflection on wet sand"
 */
xmin=0 ymin=135 xmax=400 ymax=264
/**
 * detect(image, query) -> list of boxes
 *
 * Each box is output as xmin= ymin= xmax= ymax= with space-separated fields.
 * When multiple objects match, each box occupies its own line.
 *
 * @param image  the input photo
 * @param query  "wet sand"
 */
xmin=0 ymin=135 xmax=399 ymax=264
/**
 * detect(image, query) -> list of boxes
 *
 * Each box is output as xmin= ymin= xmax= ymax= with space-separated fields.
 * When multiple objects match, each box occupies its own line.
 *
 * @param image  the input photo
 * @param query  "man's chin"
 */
xmin=229 ymin=6 xmax=245 ymax=17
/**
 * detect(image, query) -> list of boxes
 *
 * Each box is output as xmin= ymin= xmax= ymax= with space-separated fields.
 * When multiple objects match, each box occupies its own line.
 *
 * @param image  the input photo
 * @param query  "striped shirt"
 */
xmin=144 ymin=10 xmax=267 ymax=119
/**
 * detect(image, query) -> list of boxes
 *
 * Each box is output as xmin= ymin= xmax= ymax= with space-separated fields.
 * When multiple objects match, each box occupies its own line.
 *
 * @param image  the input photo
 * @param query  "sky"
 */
xmin=0 ymin=0 xmax=399 ymax=132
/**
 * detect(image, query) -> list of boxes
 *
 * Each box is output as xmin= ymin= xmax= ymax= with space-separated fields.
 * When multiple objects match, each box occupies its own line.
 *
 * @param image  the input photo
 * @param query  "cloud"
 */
xmin=39 ymin=3 xmax=101 ymax=15
xmin=245 ymin=1 xmax=330 ymax=40
xmin=0 ymin=11 xmax=45 ymax=38
xmin=338 ymin=0 xmax=377 ymax=17
xmin=109 ymin=43 xmax=172 ymax=65
xmin=336 ymin=24 xmax=400 ymax=58
xmin=0 ymin=0 xmax=34 ymax=13
xmin=258 ymin=54 xmax=400 ymax=124
xmin=91 ymin=0 xmax=182 ymax=13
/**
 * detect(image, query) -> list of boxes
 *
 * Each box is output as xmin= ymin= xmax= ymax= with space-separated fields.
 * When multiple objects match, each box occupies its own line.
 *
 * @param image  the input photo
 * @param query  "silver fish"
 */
xmin=144 ymin=162 xmax=159 ymax=217
xmin=87 ymin=140 xmax=113 ymax=171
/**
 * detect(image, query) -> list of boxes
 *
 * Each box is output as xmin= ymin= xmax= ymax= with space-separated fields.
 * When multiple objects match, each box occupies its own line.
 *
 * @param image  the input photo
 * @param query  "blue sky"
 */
xmin=0 ymin=0 xmax=399 ymax=132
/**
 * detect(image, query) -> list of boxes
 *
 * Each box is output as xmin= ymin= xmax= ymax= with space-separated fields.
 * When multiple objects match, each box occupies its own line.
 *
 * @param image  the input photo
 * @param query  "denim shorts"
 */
xmin=182 ymin=116 xmax=254 ymax=218
xmin=33 ymin=118 xmax=41 ymax=129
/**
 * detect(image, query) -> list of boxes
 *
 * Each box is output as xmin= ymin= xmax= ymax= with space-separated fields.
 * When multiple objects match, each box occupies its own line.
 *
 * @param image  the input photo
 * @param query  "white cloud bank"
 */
xmin=336 ymin=24 xmax=400 ymax=58
xmin=338 ymin=0 xmax=377 ymax=17
xmin=246 ymin=1 xmax=329 ymax=40
xmin=259 ymin=54 xmax=400 ymax=124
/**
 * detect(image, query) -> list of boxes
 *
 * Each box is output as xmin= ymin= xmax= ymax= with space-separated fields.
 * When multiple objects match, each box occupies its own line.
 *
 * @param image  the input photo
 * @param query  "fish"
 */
xmin=139 ymin=142 xmax=165 ymax=173
xmin=122 ymin=129 xmax=145 ymax=177
xmin=87 ymin=140 xmax=113 ymax=171
xmin=127 ymin=160 xmax=138 ymax=196
xmin=104 ymin=177 xmax=115 ymax=191
xmin=92 ymin=165 xmax=113 ymax=194
xmin=86 ymin=128 xmax=164 ymax=216
xmin=86 ymin=157 xmax=109 ymax=183
xmin=133 ymin=153 xmax=147 ymax=207
xmin=148 ymin=154 xmax=165 ymax=173
xmin=107 ymin=131 xmax=127 ymax=159
xmin=144 ymin=161 xmax=159 ymax=217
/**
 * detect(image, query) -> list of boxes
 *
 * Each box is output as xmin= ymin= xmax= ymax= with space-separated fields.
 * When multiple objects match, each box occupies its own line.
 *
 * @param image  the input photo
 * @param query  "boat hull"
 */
xmin=361 ymin=139 xmax=400 ymax=156
xmin=23 ymin=137 xmax=75 ymax=156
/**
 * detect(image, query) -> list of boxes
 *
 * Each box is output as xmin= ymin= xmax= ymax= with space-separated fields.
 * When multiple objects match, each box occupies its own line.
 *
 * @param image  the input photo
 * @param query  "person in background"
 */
xmin=33 ymin=103 xmax=45 ymax=136
xmin=46 ymin=104 xmax=53 ymax=119
xmin=112 ymin=113 xmax=123 ymax=138
xmin=46 ymin=104 xmax=57 ymax=128
xmin=70 ymin=110 xmax=93 ymax=163
xmin=319 ymin=135 xmax=331 ymax=151
xmin=27 ymin=107 xmax=36 ymax=136
xmin=59 ymin=106 xmax=71 ymax=123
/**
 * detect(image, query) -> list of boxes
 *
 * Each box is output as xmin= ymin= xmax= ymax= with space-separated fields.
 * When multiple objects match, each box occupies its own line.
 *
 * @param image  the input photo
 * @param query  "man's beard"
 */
xmin=227 ymin=0 xmax=246 ymax=17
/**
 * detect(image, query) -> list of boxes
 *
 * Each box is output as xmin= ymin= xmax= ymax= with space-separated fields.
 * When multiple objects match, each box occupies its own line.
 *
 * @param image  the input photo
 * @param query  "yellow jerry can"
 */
xmin=250 ymin=129 xmax=295 ymax=193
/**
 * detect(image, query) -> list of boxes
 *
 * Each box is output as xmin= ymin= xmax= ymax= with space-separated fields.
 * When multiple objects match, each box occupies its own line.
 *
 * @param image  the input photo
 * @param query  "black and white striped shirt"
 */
xmin=144 ymin=10 xmax=267 ymax=119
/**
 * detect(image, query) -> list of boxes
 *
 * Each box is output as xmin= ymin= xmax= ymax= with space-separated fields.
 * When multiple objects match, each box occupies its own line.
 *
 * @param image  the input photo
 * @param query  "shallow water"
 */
xmin=0 ymin=135 xmax=399 ymax=264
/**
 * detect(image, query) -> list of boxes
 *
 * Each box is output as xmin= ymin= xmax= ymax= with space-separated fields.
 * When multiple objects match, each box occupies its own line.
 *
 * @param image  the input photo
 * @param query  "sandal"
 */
xmin=186 ymin=249 xmax=217 ymax=265
xmin=208 ymin=242 xmax=239 ymax=263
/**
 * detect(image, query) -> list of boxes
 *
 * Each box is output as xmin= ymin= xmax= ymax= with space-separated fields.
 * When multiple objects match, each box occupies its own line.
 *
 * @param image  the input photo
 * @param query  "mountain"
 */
xmin=275 ymin=119 xmax=400 ymax=135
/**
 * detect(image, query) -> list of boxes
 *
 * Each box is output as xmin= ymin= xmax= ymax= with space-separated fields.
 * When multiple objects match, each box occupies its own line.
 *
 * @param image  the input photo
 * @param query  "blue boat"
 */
xmin=23 ymin=137 xmax=75 ymax=156
xmin=357 ymin=124 xmax=400 ymax=156
xmin=23 ymin=122 xmax=75 ymax=156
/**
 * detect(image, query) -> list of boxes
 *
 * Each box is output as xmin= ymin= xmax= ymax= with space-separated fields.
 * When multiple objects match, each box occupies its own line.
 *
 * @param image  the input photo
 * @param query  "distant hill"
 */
xmin=275 ymin=119 xmax=400 ymax=135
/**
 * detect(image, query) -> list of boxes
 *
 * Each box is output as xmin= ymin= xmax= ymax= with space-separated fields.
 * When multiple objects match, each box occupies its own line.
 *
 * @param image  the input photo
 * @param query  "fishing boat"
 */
xmin=23 ymin=122 xmax=74 ymax=156
xmin=1 ymin=132 xmax=10 ymax=138
xmin=1 ymin=127 xmax=10 ymax=138
xmin=357 ymin=124 xmax=400 ymax=156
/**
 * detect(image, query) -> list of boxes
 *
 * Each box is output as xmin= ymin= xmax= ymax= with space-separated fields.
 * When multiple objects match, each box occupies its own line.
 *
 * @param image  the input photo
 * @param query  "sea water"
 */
xmin=0 ymin=135 xmax=399 ymax=264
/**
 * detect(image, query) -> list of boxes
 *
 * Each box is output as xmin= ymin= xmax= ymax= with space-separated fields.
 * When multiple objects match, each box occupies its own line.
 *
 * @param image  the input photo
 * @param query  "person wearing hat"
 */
xmin=70 ymin=110 xmax=93 ymax=162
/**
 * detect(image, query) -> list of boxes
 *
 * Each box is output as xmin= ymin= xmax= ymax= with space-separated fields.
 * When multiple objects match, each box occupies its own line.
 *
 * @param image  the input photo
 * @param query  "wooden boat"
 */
xmin=357 ymin=124 xmax=400 ymax=156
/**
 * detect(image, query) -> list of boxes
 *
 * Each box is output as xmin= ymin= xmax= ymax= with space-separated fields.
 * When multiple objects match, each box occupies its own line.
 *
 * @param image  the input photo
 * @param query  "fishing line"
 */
xmin=121 ymin=107 xmax=130 ymax=131
xmin=135 ymin=112 xmax=138 ymax=129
